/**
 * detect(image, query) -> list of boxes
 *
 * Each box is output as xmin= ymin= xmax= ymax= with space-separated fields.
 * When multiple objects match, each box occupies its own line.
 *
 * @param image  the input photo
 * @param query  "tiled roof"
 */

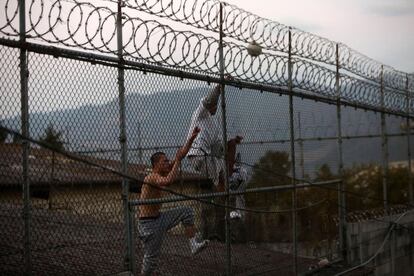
xmin=0 ymin=143 xmax=208 ymax=189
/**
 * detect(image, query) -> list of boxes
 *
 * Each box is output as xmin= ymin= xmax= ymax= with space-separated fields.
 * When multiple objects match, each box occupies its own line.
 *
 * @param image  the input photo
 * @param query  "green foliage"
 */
xmin=298 ymin=163 xmax=411 ymax=241
xmin=244 ymin=151 xmax=292 ymax=242
xmin=246 ymin=150 xmax=291 ymax=209
xmin=344 ymin=164 xmax=410 ymax=211
xmin=249 ymin=151 xmax=291 ymax=185
xmin=343 ymin=164 xmax=382 ymax=210
xmin=39 ymin=124 xmax=65 ymax=151
xmin=314 ymin=163 xmax=336 ymax=181
xmin=387 ymin=166 xmax=410 ymax=203
xmin=296 ymin=164 xmax=338 ymax=242
xmin=245 ymin=154 xmax=411 ymax=243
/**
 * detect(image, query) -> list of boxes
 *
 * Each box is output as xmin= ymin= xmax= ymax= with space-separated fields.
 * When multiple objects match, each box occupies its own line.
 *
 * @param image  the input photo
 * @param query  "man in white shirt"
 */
xmin=186 ymin=77 xmax=248 ymax=219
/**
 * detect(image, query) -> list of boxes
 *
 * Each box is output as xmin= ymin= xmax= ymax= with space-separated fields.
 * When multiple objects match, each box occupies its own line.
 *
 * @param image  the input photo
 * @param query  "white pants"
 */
xmin=188 ymin=155 xmax=226 ymax=187
xmin=229 ymin=166 xmax=249 ymax=216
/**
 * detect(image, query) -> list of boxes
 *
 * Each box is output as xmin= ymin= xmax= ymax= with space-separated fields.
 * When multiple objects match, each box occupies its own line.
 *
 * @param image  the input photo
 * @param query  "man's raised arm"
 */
xmin=156 ymin=127 xmax=200 ymax=186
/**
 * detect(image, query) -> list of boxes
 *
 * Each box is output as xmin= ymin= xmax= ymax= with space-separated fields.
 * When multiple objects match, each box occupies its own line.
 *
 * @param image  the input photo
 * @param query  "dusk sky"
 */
xmin=1 ymin=0 xmax=413 ymax=119
xmin=225 ymin=0 xmax=414 ymax=73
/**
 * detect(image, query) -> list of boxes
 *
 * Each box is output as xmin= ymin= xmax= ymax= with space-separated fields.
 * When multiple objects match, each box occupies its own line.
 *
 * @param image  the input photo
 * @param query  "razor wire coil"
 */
xmin=1 ymin=0 xmax=412 ymax=108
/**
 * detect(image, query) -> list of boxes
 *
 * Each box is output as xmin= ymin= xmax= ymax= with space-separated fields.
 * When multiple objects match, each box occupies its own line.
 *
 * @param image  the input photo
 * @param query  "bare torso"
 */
xmin=139 ymin=174 xmax=163 ymax=217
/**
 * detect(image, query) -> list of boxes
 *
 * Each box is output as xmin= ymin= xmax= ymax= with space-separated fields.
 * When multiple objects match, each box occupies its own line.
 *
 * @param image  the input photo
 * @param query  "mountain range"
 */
xmin=2 ymin=86 xmax=411 ymax=176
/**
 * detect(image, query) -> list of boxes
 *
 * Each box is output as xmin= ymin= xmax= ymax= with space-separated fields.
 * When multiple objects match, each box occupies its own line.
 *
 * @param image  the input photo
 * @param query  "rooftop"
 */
xmin=0 ymin=143 xmax=209 ymax=190
xmin=0 ymin=203 xmax=317 ymax=275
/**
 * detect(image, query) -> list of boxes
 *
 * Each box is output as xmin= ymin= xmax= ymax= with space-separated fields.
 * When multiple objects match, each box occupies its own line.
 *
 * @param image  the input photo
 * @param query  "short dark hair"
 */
xmin=150 ymin=151 xmax=166 ymax=168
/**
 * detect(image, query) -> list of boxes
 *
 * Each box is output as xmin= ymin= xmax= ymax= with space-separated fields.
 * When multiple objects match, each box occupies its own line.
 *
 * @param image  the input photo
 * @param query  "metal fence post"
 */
xmin=335 ymin=43 xmax=347 ymax=262
xmin=218 ymin=3 xmax=231 ymax=275
xmin=288 ymin=27 xmax=298 ymax=275
xmin=129 ymin=202 xmax=137 ymax=275
xmin=380 ymin=65 xmax=388 ymax=210
xmin=298 ymin=112 xmax=305 ymax=180
xmin=391 ymin=228 xmax=396 ymax=276
xmin=117 ymin=1 xmax=134 ymax=272
xmin=406 ymin=74 xmax=413 ymax=204
xmin=379 ymin=65 xmax=394 ymax=274
xmin=19 ymin=0 xmax=31 ymax=274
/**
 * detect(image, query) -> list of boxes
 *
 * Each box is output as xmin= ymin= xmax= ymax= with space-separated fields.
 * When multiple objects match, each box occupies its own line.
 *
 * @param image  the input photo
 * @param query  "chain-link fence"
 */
xmin=1 ymin=0 xmax=414 ymax=275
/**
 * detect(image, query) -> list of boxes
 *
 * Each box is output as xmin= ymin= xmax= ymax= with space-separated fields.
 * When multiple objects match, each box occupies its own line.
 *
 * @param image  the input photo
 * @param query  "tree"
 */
xmin=249 ymin=150 xmax=291 ymax=186
xmin=294 ymin=164 xmax=338 ymax=243
xmin=244 ymin=151 xmax=292 ymax=242
xmin=343 ymin=164 xmax=383 ymax=211
xmin=343 ymin=164 xmax=410 ymax=211
xmin=387 ymin=166 xmax=410 ymax=203
xmin=39 ymin=124 xmax=65 ymax=151
xmin=246 ymin=150 xmax=291 ymax=209
xmin=314 ymin=163 xmax=336 ymax=181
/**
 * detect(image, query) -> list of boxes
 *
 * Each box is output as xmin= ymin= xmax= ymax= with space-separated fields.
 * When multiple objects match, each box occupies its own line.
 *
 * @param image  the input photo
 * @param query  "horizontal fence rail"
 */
xmin=0 ymin=0 xmax=413 ymax=115
xmin=131 ymin=179 xmax=342 ymax=205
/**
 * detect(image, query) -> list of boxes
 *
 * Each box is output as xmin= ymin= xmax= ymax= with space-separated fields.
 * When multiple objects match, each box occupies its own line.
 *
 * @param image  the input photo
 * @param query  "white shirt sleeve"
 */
xmin=186 ymin=98 xmax=211 ymax=156
xmin=187 ymin=98 xmax=207 ymax=137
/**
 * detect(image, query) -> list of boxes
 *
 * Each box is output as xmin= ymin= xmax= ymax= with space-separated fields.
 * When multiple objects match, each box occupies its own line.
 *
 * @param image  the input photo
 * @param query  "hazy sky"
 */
xmin=225 ymin=0 xmax=414 ymax=73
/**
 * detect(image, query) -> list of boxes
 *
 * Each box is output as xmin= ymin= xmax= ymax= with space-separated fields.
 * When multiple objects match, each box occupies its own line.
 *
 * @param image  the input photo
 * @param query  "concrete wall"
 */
xmin=347 ymin=211 xmax=414 ymax=276
xmin=0 ymin=186 xmax=129 ymax=221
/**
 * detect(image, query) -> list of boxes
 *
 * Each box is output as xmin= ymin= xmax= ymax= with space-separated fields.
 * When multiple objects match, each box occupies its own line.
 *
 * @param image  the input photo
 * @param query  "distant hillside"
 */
xmin=2 ymin=86 xmax=410 ymax=175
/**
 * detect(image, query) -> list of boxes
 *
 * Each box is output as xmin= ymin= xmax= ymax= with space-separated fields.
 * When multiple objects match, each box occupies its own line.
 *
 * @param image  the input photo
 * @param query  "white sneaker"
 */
xmin=190 ymin=239 xmax=209 ymax=255
xmin=230 ymin=210 xmax=242 ymax=219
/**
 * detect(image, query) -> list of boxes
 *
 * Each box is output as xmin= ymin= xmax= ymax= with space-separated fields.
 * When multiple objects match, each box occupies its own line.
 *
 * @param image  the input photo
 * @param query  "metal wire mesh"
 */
xmin=1 ymin=0 xmax=414 ymax=275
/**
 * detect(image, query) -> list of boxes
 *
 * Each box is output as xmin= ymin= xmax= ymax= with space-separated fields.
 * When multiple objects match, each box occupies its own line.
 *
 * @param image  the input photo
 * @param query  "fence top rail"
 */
xmin=1 ymin=1 xmax=413 ymax=114
xmin=130 ymin=179 xmax=342 ymax=206
xmin=111 ymin=0 xmax=411 ymax=87
xmin=1 ymin=37 xmax=412 ymax=118
xmin=1 ymin=0 xmax=412 ymax=91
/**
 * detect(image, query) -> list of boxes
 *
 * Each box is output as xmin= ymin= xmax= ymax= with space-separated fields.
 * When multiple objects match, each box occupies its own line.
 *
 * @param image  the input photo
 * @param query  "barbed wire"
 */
xmin=116 ymin=0 xmax=413 ymax=92
xmin=0 ymin=0 xmax=412 ymax=115
xmin=334 ymin=210 xmax=413 ymax=275
xmin=1 ymin=2 xmax=413 ymax=273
